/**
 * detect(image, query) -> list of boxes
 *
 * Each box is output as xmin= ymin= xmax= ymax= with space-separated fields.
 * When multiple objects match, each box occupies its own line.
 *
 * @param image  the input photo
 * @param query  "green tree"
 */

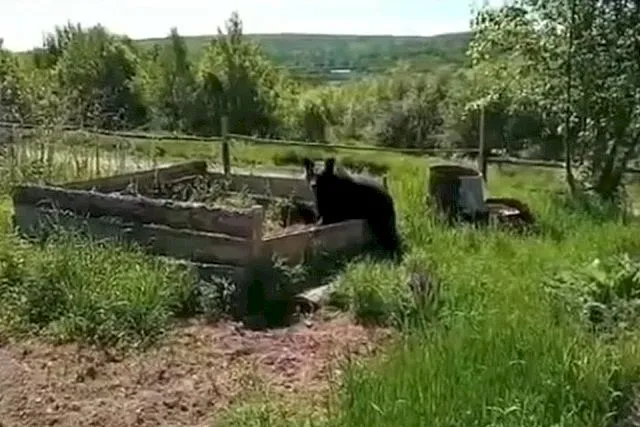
xmin=141 ymin=28 xmax=196 ymax=131
xmin=193 ymin=11 xmax=287 ymax=137
xmin=373 ymin=68 xmax=447 ymax=149
xmin=0 ymin=45 xmax=23 ymax=122
xmin=53 ymin=25 xmax=147 ymax=129
xmin=32 ymin=22 xmax=83 ymax=70
xmin=442 ymin=61 xmax=549 ymax=157
xmin=470 ymin=1 xmax=640 ymax=201
xmin=295 ymin=88 xmax=333 ymax=142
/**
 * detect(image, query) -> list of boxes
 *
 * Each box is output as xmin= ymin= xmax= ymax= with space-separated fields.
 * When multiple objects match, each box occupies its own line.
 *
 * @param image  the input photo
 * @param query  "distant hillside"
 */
xmin=136 ymin=32 xmax=473 ymax=75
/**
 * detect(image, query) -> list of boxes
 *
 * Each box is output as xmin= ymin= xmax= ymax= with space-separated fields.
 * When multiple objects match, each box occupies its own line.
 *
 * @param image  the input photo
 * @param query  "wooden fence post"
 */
xmin=477 ymin=105 xmax=488 ymax=183
xmin=8 ymin=143 xmax=15 ymax=185
xmin=94 ymin=143 xmax=101 ymax=177
xmin=249 ymin=205 xmax=264 ymax=258
xmin=236 ymin=204 xmax=264 ymax=319
xmin=221 ymin=116 xmax=231 ymax=175
xmin=117 ymin=139 xmax=126 ymax=171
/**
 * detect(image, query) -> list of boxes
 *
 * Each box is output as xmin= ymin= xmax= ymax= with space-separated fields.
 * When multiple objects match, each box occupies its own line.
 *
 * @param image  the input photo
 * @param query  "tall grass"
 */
xmin=324 ymin=164 xmax=640 ymax=426
xmin=1 ymin=136 xmax=161 ymax=189
xmin=5 ymin=133 xmax=640 ymax=424
xmin=0 ymin=136 xmax=197 ymax=348
xmin=0 ymin=230 xmax=194 ymax=348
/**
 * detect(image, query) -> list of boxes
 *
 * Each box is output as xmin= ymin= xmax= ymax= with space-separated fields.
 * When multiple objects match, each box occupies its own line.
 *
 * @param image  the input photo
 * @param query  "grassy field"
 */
xmin=2 ymin=134 xmax=640 ymax=426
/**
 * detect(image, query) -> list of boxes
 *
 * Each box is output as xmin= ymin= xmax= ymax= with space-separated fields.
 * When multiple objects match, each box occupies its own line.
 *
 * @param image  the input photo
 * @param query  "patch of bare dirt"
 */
xmin=0 ymin=313 xmax=392 ymax=427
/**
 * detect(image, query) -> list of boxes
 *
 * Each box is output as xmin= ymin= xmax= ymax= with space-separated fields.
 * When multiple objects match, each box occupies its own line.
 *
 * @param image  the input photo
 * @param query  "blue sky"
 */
xmin=1 ymin=0 xmax=503 ymax=51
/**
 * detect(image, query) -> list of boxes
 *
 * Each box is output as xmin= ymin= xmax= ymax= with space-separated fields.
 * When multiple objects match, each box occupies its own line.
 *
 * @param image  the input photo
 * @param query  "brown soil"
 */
xmin=0 ymin=313 xmax=392 ymax=427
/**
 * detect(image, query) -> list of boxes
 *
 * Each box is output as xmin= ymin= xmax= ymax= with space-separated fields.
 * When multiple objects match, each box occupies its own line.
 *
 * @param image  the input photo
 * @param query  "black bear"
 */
xmin=303 ymin=157 xmax=401 ymax=257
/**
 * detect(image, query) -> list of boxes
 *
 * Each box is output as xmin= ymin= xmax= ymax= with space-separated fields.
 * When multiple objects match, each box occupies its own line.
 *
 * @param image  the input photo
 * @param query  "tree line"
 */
xmin=134 ymin=32 xmax=472 ymax=74
xmin=1 ymin=2 xmax=639 ymax=201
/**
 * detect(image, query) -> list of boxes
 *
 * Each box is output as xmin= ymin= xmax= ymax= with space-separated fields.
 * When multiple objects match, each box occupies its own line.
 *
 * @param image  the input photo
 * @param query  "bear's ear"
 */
xmin=303 ymin=157 xmax=315 ymax=182
xmin=324 ymin=158 xmax=336 ymax=175
xmin=303 ymin=157 xmax=314 ymax=170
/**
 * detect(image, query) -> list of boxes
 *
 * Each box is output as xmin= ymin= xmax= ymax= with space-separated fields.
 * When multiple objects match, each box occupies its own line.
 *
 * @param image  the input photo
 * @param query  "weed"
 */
xmin=0 ymin=230 xmax=194 ymax=348
xmin=213 ymin=397 xmax=324 ymax=427
xmin=547 ymin=254 xmax=640 ymax=338
xmin=193 ymin=275 xmax=237 ymax=323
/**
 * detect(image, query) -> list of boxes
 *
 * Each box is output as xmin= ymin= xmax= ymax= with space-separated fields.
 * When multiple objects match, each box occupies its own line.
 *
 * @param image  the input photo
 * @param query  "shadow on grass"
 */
xmin=241 ymin=241 xmax=404 ymax=330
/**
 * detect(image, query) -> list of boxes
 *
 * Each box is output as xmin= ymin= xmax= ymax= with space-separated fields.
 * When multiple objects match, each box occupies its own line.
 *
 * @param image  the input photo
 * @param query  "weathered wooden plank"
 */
xmin=130 ymin=223 xmax=252 ymax=266
xmin=207 ymin=171 xmax=315 ymax=201
xmin=13 ymin=204 xmax=253 ymax=266
xmin=14 ymin=203 xmax=127 ymax=242
xmin=63 ymin=160 xmax=207 ymax=192
xmin=12 ymin=184 xmax=261 ymax=238
xmin=261 ymin=219 xmax=371 ymax=264
xmin=308 ymin=219 xmax=372 ymax=253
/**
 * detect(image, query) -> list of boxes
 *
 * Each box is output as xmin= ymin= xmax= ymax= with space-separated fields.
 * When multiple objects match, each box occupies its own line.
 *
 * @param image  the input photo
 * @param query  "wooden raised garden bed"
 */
xmin=11 ymin=161 xmax=375 ymax=317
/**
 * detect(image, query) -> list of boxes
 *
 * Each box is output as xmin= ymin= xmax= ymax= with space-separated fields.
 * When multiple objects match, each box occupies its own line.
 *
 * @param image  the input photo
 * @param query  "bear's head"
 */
xmin=303 ymin=157 xmax=339 ymax=192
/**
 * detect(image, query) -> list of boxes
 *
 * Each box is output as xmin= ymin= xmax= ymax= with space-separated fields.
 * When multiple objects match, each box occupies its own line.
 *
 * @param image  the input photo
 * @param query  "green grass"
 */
xmin=214 ymin=163 xmax=640 ymax=426
xmin=0 ymin=230 xmax=195 ymax=348
xmin=318 ymin=166 xmax=640 ymax=427
xmin=4 ymin=135 xmax=640 ymax=425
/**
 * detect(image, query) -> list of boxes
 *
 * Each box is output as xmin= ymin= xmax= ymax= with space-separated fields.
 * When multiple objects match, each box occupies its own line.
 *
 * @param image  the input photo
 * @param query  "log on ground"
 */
xmin=293 ymin=284 xmax=334 ymax=312
xmin=12 ymin=184 xmax=261 ymax=238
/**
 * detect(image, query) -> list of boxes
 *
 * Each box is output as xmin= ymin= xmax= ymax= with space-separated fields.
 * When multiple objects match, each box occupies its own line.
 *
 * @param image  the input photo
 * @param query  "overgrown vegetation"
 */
xmin=327 ymin=166 xmax=640 ymax=427
xmin=2 ymin=2 xmax=640 ymax=426
xmin=4 ymin=6 xmax=639 ymax=201
xmin=0 ymin=231 xmax=193 ymax=348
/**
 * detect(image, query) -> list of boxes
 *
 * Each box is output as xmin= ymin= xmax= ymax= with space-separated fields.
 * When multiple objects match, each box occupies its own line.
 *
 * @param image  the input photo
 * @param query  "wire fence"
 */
xmin=3 ymin=120 xmax=640 ymax=176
